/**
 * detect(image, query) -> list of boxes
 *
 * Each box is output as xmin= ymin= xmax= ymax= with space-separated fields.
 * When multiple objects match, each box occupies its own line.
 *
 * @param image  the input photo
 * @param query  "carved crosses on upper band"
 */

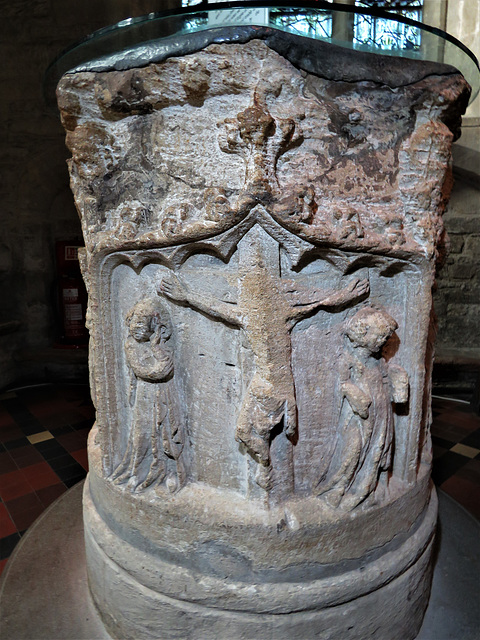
xmin=159 ymin=227 xmax=369 ymax=492
xmin=161 ymin=97 xmax=313 ymax=238
xmin=111 ymin=299 xmax=185 ymax=492
xmin=218 ymin=96 xmax=299 ymax=201
xmin=317 ymin=306 xmax=409 ymax=510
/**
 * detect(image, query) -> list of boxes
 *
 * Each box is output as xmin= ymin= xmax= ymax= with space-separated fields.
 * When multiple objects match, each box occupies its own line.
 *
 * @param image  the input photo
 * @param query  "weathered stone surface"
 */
xmin=58 ymin=35 xmax=469 ymax=640
xmin=58 ymin=40 xmax=469 ymax=263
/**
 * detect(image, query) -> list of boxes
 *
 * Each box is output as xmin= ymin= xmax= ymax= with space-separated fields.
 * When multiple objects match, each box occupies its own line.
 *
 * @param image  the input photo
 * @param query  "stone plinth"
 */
xmin=57 ymin=31 xmax=469 ymax=640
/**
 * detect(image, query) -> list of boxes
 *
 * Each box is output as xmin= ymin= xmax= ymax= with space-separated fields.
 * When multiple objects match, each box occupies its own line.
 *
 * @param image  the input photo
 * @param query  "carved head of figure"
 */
xmin=126 ymin=299 xmax=172 ymax=344
xmin=346 ymin=306 xmax=397 ymax=354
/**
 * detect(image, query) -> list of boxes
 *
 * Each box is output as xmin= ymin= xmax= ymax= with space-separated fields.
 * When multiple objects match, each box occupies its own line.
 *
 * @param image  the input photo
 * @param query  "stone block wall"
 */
xmin=435 ymin=175 xmax=480 ymax=353
xmin=426 ymin=0 xmax=480 ymax=362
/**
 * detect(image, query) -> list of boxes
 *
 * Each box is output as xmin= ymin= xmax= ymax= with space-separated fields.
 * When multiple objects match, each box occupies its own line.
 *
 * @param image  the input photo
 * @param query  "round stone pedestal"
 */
xmin=84 ymin=470 xmax=437 ymax=640
xmin=0 ymin=482 xmax=479 ymax=639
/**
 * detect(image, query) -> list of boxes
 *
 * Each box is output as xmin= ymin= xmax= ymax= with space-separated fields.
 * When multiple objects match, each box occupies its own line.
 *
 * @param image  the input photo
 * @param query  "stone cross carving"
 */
xmin=160 ymin=225 xmax=369 ymax=493
xmin=218 ymin=97 xmax=300 ymax=200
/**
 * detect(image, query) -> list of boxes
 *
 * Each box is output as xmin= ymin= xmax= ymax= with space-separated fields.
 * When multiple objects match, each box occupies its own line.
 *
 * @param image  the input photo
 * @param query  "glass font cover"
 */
xmin=45 ymin=1 xmax=479 ymax=108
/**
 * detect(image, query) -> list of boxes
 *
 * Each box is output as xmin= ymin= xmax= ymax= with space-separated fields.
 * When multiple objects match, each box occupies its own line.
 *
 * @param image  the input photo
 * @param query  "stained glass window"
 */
xmin=179 ymin=2 xmax=424 ymax=52
xmin=355 ymin=1 xmax=423 ymax=51
xmin=271 ymin=8 xmax=333 ymax=38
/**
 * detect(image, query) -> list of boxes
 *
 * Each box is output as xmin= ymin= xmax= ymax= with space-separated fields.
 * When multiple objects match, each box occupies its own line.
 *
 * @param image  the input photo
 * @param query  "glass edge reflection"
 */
xmin=44 ymin=1 xmax=479 ymax=110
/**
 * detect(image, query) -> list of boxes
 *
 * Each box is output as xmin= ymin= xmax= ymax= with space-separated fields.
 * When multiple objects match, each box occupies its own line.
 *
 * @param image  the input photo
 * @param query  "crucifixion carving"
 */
xmin=159 ymin=225 xmax=369 ymax=491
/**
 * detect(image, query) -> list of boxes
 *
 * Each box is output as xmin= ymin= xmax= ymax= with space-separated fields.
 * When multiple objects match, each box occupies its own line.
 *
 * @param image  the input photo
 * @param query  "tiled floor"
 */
xmin=430 ymin=395 xmax=480 ymax=520
xmin=0 ymin=384 xmax=479 ymax=577
xmin=0 ymin=384 xmax=93 ymax=576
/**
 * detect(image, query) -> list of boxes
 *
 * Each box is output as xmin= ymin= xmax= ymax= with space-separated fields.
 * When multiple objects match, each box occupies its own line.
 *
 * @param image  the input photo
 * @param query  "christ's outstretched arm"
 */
xmin=159 ymin=274 xmax=243 ymax=327
xmin=285 ymin=277 xmax=369 ymax=324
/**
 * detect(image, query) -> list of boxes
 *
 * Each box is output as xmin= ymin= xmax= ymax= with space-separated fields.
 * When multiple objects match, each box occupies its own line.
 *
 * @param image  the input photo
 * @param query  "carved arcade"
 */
xmin=95 ymin=210 xmax=415 ymax=510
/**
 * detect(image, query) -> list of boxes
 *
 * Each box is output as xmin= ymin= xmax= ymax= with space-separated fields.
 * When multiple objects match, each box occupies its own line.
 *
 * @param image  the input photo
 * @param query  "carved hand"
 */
xmin=319 ymin=278 xmax=370 ymax=308
xmin=348 ymin=277 xmax=370 ymax=299
xmin=159 ymin=274 xmax=188 ymax=303
xmin=153 ymin=349 xmax=174 ymax=379
xmin=388 ymin=363 xmax=409 ymax=404
xmin=125 ymin=338 xmax=173 ymax=382
xmin=150 ymin=325 xmax=169 ymax=347
xmin=342 ymin=381 xmax=371 ymax=419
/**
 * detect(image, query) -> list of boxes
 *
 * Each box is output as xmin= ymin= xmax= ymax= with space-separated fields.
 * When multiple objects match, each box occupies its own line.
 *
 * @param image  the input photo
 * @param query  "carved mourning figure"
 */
xmin=159 ymin=235 xmax=369 ymax=491
xmin=318 ymin=306 xmax=409 ymax=510
xmin=111 ymin=298 xmax=184 ymax=491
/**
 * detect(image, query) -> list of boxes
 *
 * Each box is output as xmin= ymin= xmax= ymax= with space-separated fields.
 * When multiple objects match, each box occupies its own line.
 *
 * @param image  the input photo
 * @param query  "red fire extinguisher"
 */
xmin=56 ymin=241 xmax=88 ymax=346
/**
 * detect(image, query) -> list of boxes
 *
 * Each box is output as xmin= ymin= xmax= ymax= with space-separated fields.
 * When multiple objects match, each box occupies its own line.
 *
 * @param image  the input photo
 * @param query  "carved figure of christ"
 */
xmin=159 ymin=228 xmax=369 ymax=491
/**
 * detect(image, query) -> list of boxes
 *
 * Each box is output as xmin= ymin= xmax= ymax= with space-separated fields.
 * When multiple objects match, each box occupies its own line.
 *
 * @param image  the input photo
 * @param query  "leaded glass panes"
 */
xmin=355 ymin=1 xmax=423 ymax=50
xmin=270 ymin=9 xmax=332 ymax=39
xmin=180 ymin=2 xmax=424 ymax=51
